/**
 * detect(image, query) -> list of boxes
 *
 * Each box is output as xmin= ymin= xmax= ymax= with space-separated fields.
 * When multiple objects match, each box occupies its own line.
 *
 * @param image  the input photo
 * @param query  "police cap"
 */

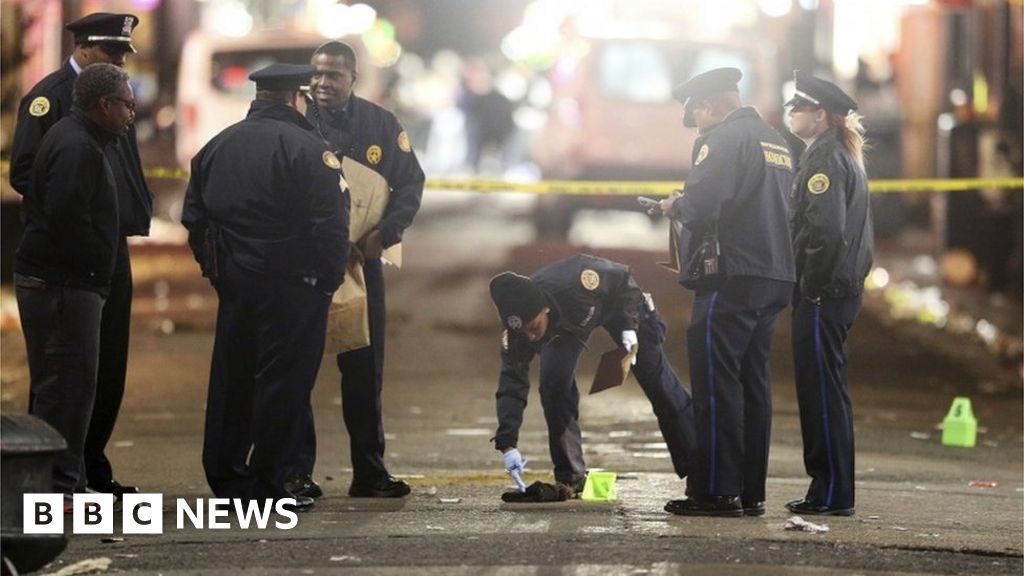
xmin=672 ymin=67 xmax=742 ymax=127
xmin=489 ymin=272 xmax=546 ymax=332
xmin=65 ymin=13 xmax=139 ymax=53
xmin=248 ymin=63 xmax=316 ymax=92
xmin=785 ymin=70 xmax=858 ymax=115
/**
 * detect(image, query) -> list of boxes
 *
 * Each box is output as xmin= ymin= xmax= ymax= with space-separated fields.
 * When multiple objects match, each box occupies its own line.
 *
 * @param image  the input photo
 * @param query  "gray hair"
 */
xmin=73 ymin=63 xmax=130 ymax=111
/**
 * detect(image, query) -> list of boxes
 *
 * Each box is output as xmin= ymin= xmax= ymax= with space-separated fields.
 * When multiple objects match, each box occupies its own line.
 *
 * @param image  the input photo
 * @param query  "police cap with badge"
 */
xmin=489 ymin=272 xmax=545 ymax=332
xmin=66 ymin=13 xmax=139 ymax=53
xmin=249 ymin=63 xmax=316 ymax=92
xmin=672 ymin=67 xmax=742 ymax=127
xmin=784 ymin=70 xmax=858 ymax=115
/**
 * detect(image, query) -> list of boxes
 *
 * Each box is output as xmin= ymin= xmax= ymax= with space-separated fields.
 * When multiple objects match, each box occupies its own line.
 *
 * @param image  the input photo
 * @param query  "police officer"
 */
xmin=9 ymin=12 xmax=152 ymax=498
xmin=784 ymin=72 xmax=873 ymax=516
xmin=489 ymin=254 xmax=697 ymax=494
xmin=181 ymin=64 xmax=350 ymax=510
xmin=289 ymin=40 xmax=425 ymax=499
xmin=657 ymin=68 xmax=796 ymax=517
xmin=14 ymin=64 xmax=134 ymax=503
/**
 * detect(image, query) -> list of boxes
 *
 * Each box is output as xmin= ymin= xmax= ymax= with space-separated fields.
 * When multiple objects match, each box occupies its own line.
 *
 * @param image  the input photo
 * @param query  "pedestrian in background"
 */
xmin=14 ymin=63 xmax=135 ymax=506
xmin=9 ymin=12 xmax=152 ymax=499
xmin=182 ymin=63 xmax=350 ymax=511
xmin=784 ymin=71 xmax=874 ymax=517
xmin=658 ymin=67 xmax=796 ymax=517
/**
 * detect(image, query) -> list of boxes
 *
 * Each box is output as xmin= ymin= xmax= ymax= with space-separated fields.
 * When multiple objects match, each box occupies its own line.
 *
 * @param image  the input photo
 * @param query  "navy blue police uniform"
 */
xmin=665 ymin=68 xmax=796 ymax=516
xmin=491 ymin=255 xmax=698 ymax=490
xmin=785 ymin=72 xmax=873 ymax=516
xmin=181 ymin=64 xmax=350 ymax=504
xmin=8 ymin=13 xmax=152 ymax=497
xmin=299 ymin=92 xmax=425 ymax=495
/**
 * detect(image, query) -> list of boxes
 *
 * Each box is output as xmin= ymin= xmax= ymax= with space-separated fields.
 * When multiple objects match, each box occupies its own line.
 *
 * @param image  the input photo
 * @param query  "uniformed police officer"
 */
xmin=657 ymin=68 xmax=796 ymax=517
xmin=784 ymin=72 xmax=873 ymax=516
xmin=181 ymin=63 xmax=350 ymax=510
xmin=489 ymin=255 xmax=697 ymax=494
xmin=14 ymin=64 xmax=134 ymax=503
xmin=288 ymin=40 xmax=425 ymax=499
xmin=9 ymin=12 xmax=152 ymax=498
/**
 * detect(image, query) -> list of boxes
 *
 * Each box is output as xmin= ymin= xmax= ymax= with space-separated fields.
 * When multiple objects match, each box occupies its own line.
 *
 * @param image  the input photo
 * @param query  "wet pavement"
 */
xmin=1 ymin=193 xmax=1022 ymax=575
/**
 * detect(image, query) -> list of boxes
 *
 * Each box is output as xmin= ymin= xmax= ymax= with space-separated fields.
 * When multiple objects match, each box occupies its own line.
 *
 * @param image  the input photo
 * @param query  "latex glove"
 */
xmin=621 ymin=330 xmax=639 ymax=365
xmin=502 ymin=448 xmax=528 ymax=492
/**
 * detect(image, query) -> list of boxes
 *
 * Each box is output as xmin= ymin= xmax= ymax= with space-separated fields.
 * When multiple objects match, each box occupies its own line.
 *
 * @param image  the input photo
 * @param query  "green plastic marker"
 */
xmin=942 ymin=396 xmax=977 ymax=448
xmin=581 ymin=470 xmax=617 ymax=501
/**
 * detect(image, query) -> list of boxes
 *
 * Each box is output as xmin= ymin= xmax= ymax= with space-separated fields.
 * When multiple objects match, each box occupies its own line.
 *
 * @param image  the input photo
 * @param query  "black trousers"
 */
xmin=686 ymin=277 xmax=792 ymax=502
xmin=538 ymin=304 xmax=697 ymax=487
xmin=16 ymin=274 xmax=105 ymax=495
xmin=792 ymin=294 xmax=861 ymax=509
xmin=84 ymin=240 xmax=132 ymax=488
xmin=202 ymin=257 xmax=331 ymax=500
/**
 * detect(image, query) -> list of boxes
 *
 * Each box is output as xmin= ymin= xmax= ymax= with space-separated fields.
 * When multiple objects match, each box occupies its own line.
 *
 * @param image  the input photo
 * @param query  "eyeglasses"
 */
xmin=99 ymin=42 xmax=130 ymax=56
xmin=106 ymin=95 xmax=136 ymax=112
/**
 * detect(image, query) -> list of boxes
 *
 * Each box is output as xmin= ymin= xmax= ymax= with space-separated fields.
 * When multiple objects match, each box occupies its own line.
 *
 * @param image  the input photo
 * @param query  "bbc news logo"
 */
xmin=23 ymin=494 xmax=299 ymax=534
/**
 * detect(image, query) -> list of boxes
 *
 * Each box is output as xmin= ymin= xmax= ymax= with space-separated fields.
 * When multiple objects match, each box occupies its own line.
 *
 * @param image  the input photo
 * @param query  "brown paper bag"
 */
xmin=589 ymin=345 xmax=638 ymax=395
xmin=325 ymin=260 xmax=370 ymax=354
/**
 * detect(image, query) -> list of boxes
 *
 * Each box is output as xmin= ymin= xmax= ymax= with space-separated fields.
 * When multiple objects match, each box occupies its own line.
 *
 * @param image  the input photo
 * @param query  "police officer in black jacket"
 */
xmin=14 ymin=64 xmax=135 ymax=501
xmin=657 ymin=68 xmax=796 ymax=517
xmin=9 ymin=13 xmax=152 ymax=498
xmin=181 ymin=64 xmax=350 ymax=510
xmin=489 ymin=255 xmax=697 ymax=494
xmin=784 ymin=72 xmax=873 ymax=517
xmin=289 ymin=40 xmax=425 ymax=499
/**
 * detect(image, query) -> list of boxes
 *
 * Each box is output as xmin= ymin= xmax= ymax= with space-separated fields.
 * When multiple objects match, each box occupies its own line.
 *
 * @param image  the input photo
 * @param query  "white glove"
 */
xmin=502 ymin=448 xmax=527 ymax=492
xmin=621 ymin=330 xmax=638 ymax=365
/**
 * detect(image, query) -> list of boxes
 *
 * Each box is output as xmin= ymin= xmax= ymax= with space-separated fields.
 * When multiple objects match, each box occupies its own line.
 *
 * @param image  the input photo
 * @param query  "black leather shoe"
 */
xmin=785 ymin=498 xmax=854 ymax=516
xmin=742 ymin=501 xmax=765 ymax=517
xmin=281 ymin=495 xmax=315 ymax=513
xmin=348 ymin=476 xmax=411 ymax=498
xmin=664 ymin=495 xmax=743 ymax=517
xmin=285 ymin=474 xmax=323 ymax=499
xmin=89 ymin=480 xmax=139 ymax=500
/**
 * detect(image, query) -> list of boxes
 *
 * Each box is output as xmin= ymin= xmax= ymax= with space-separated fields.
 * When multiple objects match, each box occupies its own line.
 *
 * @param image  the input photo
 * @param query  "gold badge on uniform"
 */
xmin=322 ymin=150 xmax=342 ymax=170
xmin=695 ymin=144 xmax=709 ymax=166
xmin=397 ymin=131 xmax=411 ymax=153
xmin=807 ymin=173 xmax=830 ymax=195
xmin=29 ymin=96 xmax=50 ymax=117
xmin=580 ymin=269 xmax=600 ymax=291
xmin=366 ymin=145 xmax=383 ymax=165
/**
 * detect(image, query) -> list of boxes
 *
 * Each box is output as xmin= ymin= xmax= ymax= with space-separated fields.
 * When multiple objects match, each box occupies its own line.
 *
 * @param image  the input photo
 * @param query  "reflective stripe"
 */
xmin=814 ymin=304 xmax=837 ymax=507
xmin=706 ymin=291 xmax=719 ymax=493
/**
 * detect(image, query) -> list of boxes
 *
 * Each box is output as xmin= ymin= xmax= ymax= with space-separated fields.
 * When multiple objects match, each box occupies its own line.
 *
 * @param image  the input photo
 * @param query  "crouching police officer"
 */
xmin=785 ymin=72 xmax=873 ymax=516
xmin=489 ymin=254 xmax=697 ymax=494
xmin=182 ymin=64 xmax=350 ymax=511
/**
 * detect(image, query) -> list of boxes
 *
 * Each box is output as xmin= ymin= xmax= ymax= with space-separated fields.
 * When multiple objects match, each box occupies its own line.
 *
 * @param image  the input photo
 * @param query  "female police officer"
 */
xmin=785 ymin=71 xmax=874 ymax=516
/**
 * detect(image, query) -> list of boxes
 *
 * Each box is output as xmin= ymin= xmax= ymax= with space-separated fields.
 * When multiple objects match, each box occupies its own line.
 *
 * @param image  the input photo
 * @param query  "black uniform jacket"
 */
xmin=308 ymin=95 xmax=424 ymax=248
xmin=15 ymin=110 xmax=120 ymax=296
xmin=182 ymin=100 xmax=350 ymax=292
xmin=790 ymin=129 xmax=874 ymax=299
xmin=671 ymin=107 xmax=797 ymax=289
xmin=10 ymin=60 xmax=153 ymax=236
xmin=493 ymin=255 xmax=644 ymax=449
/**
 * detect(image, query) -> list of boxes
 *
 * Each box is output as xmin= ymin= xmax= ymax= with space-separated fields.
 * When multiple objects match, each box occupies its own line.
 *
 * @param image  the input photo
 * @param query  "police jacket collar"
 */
xmin=803 ymin=127 xmax=840 ymax=156
xmin=701 ymin=106 xmax=760 ymax=135
xmin=71 ymin=108 xmax=119 ymax=144
xmin=246 ymin=99 xmax=315 ymax=130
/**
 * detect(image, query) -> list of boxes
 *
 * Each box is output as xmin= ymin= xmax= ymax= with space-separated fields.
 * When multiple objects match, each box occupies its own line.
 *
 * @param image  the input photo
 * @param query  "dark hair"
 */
xmin=313 ymin=40 xmax=357 ymax=70
xmin=73 ymin=63 xmax=129 ymax=111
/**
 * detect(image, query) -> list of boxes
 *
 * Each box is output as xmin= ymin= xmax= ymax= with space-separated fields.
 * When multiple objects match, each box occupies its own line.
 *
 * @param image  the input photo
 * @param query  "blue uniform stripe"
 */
xmin=706 ymin=291 xmax=719 ymax=494
xmin=814 ymin=304 xmax=836 ymax=506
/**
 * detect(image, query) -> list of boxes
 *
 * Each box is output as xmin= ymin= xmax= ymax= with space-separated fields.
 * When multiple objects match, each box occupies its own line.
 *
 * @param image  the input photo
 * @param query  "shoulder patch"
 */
xmin=807 ymin=173 xmax=830 ymax=195
xmin=695 ymin=144 xmax=709 ymax=166
xmin=366 ymin=144 xmax=383 ymax=165
xmin=29 ymin=96 xmax=50 ymax=117
xmin=322 ymin=150 xmax=342 ymax=170
xmin=397 ymin=130 xmax=412 ymax=152
xmin=580 ymin=269 xmax=600 ymax=291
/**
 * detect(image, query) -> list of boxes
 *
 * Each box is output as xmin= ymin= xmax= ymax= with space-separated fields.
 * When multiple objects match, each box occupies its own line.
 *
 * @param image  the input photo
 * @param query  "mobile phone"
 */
xmin=637 ymin=196 xmax=660 ymax=208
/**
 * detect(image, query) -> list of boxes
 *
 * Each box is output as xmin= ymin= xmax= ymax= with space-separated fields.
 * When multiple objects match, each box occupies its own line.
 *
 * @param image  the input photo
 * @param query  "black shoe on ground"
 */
xmin=785 ymin=498 xmax=854 ymax=516
xmin=742 ymin=501 xmax=766 ymax=517
xmin=348 ymin=476 xmax=411 ymax=498
xmin=88 ymin=480 xmax=139 ymax=500
xmin=281 ymin=495 xmax=315 ymax=513
xmin=285 ymin=474 xmax=323 ymax=499
xmin=664 ymin=495 xmax=743 ymax=517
